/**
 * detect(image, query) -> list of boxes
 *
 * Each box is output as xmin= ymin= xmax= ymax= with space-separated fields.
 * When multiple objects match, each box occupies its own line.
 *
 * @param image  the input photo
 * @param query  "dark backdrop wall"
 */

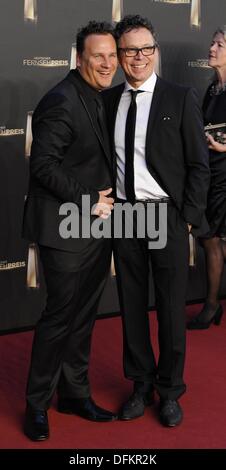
xmin=1 ymin=0 xmax=226 ymax=331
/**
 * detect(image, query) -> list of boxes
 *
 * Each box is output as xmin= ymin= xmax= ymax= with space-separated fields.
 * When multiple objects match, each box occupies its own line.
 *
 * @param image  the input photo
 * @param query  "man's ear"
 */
xmin=76 ymin=53 xmax=81 ymax=68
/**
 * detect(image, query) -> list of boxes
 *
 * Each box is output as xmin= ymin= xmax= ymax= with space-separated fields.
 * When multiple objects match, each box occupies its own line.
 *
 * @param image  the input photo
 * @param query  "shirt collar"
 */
xmin=124 ymin=72 xmax=157 ymax=93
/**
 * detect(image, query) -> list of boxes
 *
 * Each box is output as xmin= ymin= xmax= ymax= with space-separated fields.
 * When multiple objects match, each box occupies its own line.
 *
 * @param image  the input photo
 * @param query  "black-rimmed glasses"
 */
xmin=118 ymin=46 xmax=156 ymax=57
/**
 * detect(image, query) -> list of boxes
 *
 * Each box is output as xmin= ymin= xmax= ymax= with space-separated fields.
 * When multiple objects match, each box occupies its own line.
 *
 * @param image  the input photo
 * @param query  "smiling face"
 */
xmin=77 ymin=33 xmax=117 ymax=90
xmin=208 ymin=32 xmax=226 ymax=72
xmin=118 ymin=27 xmax=156 ymax=88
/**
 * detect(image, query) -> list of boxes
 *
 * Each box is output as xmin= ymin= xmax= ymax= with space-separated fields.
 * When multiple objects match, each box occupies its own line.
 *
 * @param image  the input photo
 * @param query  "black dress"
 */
xmin=202 ymin=84 xmax=226 ymax=238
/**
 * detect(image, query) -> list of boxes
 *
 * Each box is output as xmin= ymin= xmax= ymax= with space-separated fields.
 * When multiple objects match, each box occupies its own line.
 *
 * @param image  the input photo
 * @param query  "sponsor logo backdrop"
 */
xmin=1 ymin=0 xmax=226 ymax=330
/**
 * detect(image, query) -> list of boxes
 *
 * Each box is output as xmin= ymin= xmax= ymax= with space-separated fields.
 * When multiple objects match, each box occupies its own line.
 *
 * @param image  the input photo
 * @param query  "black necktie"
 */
xmin=95 ymin=96 xmax=111 ymax=157
xmin=124 ymin=90 xmax=142 ymax=203
xmin=95 ymin=96 xmax=107 ymax=141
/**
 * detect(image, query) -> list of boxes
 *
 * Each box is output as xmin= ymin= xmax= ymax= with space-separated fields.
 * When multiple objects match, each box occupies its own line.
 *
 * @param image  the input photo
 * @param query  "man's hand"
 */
xmin=92 ymin=188 xmax=114 ymax=219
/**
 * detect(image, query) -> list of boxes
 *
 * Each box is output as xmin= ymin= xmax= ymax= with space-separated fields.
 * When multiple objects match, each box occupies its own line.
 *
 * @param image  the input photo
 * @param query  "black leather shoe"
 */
xmin=24 ymin=407 xmax=49 ymax=441
xmin=119 ymin=390 xmax=154 ymax=421
xmin=187 ymin=304 xmax=223 ymax=330
xmin=58 ymin=397 xmax=117 ymax=422
xmin=159 ymin=399 xmax=183 ymax=427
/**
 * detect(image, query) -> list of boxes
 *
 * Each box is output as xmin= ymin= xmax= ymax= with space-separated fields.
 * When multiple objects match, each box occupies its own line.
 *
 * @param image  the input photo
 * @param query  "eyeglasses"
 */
xmin=118 ymin=46 xmax=156 ymax=57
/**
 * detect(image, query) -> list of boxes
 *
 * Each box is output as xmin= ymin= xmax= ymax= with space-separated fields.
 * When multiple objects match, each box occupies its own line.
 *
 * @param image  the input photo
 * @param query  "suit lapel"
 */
xmin=109 ymin=84 xmax=124 ymax=150
xmin=78 ymin=92 xmax=111 ymax=163
xmin=145 ymin=77 xmax=166 ymax=153
xmin=67 ymin=70 xmax=112 ymax=166
xmin=107 ymin=84 xmax=124 ymax=182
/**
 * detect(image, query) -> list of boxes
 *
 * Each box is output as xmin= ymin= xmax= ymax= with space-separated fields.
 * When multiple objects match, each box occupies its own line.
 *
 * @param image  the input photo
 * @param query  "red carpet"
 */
xmin=0 ymin=302 xmax=226 ymax=449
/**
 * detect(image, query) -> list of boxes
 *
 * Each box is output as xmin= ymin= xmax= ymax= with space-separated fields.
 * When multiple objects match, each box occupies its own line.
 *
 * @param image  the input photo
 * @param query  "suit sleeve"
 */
xmin=30 ymin=92 xmax=99 ymax=209
xmin=181 ymin=88 xmax=210 ymax=227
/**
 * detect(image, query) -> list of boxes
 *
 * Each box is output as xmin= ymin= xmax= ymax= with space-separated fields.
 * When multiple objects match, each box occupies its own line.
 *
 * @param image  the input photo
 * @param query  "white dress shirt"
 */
xmin=114 ymin=72 xmax=169 ymax=200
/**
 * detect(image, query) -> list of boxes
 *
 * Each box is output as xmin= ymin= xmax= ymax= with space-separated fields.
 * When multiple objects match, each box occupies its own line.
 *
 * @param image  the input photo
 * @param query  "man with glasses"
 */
xmin=103 ymin=15 xmax=209 ymax=426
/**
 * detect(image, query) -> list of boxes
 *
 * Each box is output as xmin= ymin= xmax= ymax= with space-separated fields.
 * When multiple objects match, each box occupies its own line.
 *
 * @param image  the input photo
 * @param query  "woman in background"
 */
xmin=187 ymin=27 xmax=226 ymax=329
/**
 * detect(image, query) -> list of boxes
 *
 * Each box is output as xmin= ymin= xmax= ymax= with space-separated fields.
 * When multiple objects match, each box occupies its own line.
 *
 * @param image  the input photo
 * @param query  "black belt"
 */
xmin=136 ymin=197 xmax=171 ymax=204
xmin=117 ymin=197 xmax=171 ymax=204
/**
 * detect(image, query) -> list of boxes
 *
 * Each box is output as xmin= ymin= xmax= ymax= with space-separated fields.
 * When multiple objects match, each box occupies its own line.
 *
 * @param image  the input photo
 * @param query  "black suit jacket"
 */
xmin=103 ymin=76 xmax=210 ymax=235
xmin=23 ymin=69 xmax=113 ymax=251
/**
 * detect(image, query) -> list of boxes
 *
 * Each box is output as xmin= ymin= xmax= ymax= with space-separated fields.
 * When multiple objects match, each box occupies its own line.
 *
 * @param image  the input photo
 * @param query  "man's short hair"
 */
xmin=115 ymin=14 xmax=157 ymax=45
xmin=76 ymin=20 xmax=115 ymax=55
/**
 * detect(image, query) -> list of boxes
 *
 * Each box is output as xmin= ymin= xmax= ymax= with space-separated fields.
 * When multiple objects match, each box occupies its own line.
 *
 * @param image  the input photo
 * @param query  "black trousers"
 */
xmin=114 ymin=202 xmax=189 ymax=400
xmin=26 ymin=239 xmax=111 ymax=410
